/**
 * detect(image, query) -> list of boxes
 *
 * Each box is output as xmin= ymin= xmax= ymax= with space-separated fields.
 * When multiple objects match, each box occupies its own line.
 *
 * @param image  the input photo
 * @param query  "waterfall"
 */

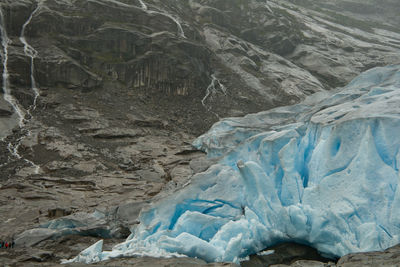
xmin=138 ymin=0 xmax=147 ymax=10
xmin=20 ymin=3 xmax=41 ymax=111
xmin=102 ymin=0 xmax=185 ymax=38
xmin=147 ymin=10 xmax=186 ymax=38
xmin=18 ymin=2 xmax=42 ymax=174
xmin=0 ymin=5 xmax=40 ymax=174
xmin=0 ymin=8 xmax=26 ymax=128
xmin=10 ymin=132 xmax=40 ymax=174
xmin=265 ymin=1 xmax=274 ymax=14
xmin=201 ymin=74 xmax=227 ymax=118
xmin=140 ymin=1 xmax=185 ymax=39
xmin=161 ymin=12 xmax=186 ymax=38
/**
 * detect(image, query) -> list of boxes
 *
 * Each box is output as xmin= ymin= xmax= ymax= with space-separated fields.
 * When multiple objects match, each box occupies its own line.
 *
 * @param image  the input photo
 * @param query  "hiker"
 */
xmin=5 ymin=242 xmax=8 ymax=248
xmin=11 ymin=240 xmax=14 ymax=248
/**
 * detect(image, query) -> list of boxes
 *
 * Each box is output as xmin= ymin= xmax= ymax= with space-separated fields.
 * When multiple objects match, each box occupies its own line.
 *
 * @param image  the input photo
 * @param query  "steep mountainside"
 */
xmin=0 ymin=0 xmax=400 ymax=265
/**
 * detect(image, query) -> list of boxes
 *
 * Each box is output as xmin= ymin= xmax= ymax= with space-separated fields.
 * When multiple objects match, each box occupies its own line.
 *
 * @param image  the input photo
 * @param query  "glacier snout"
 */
xmin=66 ymin=65 xmax=400 ymax=263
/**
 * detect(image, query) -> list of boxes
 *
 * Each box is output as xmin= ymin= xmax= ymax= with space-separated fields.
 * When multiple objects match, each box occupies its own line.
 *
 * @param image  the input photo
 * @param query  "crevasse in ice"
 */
xmin=64 ymin=65 xmax=400 ymax=263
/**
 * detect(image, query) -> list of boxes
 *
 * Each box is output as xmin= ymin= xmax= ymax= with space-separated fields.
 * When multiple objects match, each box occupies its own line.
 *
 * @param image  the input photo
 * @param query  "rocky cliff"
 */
xmin=0 ymin=0 xmax=399 ymax=266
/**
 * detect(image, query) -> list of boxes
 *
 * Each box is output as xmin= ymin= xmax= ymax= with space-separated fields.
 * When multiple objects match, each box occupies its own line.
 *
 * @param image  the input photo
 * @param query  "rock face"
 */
xmin=0 ymin=0 xmax=399 ymax=266
xmin=2 ymin=0 xmax=400 ymax=135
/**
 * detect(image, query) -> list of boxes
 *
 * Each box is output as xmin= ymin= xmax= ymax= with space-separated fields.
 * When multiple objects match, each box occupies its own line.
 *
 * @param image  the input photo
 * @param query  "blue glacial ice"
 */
xmin=64 ymin=65 xmax=400 ymax=263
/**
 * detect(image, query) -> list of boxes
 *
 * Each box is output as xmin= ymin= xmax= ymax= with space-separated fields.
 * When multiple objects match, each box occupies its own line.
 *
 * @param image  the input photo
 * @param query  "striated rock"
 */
xmin=15 ymin=228 xmax=60 ymax=247
xmin=15 ymin=209 xmax=134 ymax=247
xmin=91 ymin=128 xmax=143 ymax=139
xmin=189 ymin=156 xmax=213 ymax=174
xmin=112 ymin=201 xmax=145 ymax=227
xmin=170 ymin=165 xmax=193 ymax=184
xmin=25 ymin=250 xmax=54 ymax=262
xmin=337 ymin=244 xmax=400 ymax=267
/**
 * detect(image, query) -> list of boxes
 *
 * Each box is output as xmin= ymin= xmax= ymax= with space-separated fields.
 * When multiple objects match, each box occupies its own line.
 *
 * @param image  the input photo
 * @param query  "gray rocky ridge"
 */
xmin=0 ymin=0 xmax=399 ymax=266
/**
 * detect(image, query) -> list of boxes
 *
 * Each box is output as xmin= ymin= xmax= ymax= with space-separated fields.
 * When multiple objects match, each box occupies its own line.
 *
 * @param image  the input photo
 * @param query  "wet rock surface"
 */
xmin=0 ymin=0 xmax=399 ymax=266
xmin=241 ymin=243 xmax=334 ymax=267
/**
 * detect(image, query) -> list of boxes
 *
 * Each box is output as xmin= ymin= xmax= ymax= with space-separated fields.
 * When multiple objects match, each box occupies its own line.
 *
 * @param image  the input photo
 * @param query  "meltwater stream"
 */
xmin=138 ymin=0 xmax=147 ymax=10
xmin=65 ymin=65 xmax=400 ymax=264
xmin=20 ymin=2 xmax=41 ymax=111
xmin=138 ymin=0 xmax=186 ymax=38
xmin=201 ymin=74 xmax=227 ymax=119
xmin=16 ymin=1 xmax=42 ymax=174
xmin=101 ymin=0 xmax=185 ymax=38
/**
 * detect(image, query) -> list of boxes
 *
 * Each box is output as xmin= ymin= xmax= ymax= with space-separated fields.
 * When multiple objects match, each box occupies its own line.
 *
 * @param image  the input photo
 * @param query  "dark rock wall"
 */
xmin=2 ymin=0 xmax=400 ymax=134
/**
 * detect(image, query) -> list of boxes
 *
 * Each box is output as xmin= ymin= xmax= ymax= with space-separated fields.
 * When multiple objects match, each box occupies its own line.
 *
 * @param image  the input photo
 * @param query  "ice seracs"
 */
xmin=65 ymin=64 xmax=400 ymax=264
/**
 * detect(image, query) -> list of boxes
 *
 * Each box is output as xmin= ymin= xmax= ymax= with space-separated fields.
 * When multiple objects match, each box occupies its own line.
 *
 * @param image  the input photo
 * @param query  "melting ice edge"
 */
xmin=65 ymin=64 xmax=400 ymax=263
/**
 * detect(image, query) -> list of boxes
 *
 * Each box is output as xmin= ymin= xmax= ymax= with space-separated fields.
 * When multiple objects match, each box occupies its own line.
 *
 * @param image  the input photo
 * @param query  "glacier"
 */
xmin=64 ymin=64 xmax=400 ymax=264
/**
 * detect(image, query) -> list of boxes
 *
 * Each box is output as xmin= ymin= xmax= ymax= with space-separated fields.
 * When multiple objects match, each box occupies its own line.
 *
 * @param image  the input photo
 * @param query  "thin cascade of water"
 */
xmin=17 ymin=2 xmax=42 ymax=174
xmin=201 ymin=74 xmax=227 ymax=119
xmin=101 ymin=0 xmax=184 ymax=38
xmin=11 ymin=132 xmax=40 ymax=174
xmin=165 ymin=12 xmax=186 ymax=38
xmin=20 ymin=3 xmax=41 ymax=111
xmin=137 ymin=0 xmax=185 ymax=38
xmin=138 ymin=0 xmax=147 ymax=10
xmin=265 ymin=1 xmax=274 ymax=14
xmin=103 ymin=0 xmax=132 ymax=8
xmin=0 ymin=8 xmax=26 ymax=128
xmin=148 ymin=10 xmax=186 ymax=38
xmin=0 ymin=5 xmax=40 ymax=174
